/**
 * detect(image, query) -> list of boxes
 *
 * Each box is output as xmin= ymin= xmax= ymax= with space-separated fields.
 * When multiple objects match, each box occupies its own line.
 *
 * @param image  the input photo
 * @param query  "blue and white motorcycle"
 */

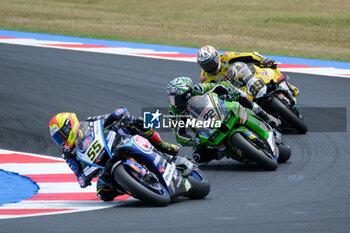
xmin=75 ymin=118 xmax=210 ymax=206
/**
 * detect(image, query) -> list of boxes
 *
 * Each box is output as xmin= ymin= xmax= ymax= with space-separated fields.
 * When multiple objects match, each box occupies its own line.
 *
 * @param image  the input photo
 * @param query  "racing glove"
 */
xmin=128 ymin=116 xmax=144 ymax=128
xmin=77 ymin=173 xmax=91 ymax=188
xmin=120 ymin=115 xmax=143 ymax=128
xmin=66 ymin=158 xmax=80 ymax=175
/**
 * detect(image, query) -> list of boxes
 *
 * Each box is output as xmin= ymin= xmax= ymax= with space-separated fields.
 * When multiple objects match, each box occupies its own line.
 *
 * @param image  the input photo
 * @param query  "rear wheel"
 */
xmin=186 ymin=169 xmax=210 ymax=199
xmin=230 ymin=133 xmax=277 ymax=171
xmin=269 ymin=96 xmax=307 ymax=134
xmin=114 ymin=163 xmax=170 ymax=206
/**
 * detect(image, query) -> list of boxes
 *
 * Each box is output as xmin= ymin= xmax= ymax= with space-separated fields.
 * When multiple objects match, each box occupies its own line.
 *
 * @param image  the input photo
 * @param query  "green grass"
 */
xmin=1 ymin=0 xmax=349 ymax=62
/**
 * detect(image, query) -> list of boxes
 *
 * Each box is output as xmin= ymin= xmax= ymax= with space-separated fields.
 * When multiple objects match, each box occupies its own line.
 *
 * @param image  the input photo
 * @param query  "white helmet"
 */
xmin=196 ymin=45 xmax=221 ymax=75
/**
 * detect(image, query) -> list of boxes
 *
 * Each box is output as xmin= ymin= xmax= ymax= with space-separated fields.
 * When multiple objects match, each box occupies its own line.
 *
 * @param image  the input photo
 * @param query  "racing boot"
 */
xmin=192 ymin=145 xmax=222 ymax=165
xmin=143 ymin=129 xmax=179 ymax=156
xmin=252 ymin=103 xmax=281 ymax=128
xmin=256 ymin=109 xmax=281 ymax=128
xmin=96 ymin=179 xmax=120 ymax=202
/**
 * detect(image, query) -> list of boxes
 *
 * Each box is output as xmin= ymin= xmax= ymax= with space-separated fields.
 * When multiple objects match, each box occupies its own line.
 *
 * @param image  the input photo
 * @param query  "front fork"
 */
xmin=121 ymin=158 xmax=159 ymax=184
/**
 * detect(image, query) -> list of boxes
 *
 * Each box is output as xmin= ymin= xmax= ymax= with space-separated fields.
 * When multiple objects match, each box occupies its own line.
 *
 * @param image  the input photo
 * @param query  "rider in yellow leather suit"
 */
xmin=196 ymin=45 xmax=299 ymax=97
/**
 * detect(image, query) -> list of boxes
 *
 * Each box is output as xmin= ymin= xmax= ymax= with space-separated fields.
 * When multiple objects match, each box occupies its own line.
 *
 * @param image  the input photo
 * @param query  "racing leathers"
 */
xmin=62 ymin=107 xmax=179 ymax=201
xmin=199 ymin=51 xmax=299 ymax=96
xmin=168 ymin=82 xmax=280 ymax=163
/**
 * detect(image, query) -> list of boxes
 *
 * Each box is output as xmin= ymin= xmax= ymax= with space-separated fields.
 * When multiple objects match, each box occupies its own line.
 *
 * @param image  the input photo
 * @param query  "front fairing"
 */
xmin=187 ymin=94 xmax=222 ymax=143
xmin=187 ymin=93 xmax=279 ymax=160
xmin=254 ymin=66 xmax=297 ymax=102
xmin=236 ymin=65 xmax=280 ymax=100
xmin=75 ymin=120 xmax=116 ymax=176
xmin=187 ymin=93 xmax=241 ymax=146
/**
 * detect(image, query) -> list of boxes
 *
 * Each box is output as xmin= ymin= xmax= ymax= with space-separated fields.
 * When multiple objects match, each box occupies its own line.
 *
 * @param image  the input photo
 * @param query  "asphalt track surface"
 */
xmin=1 ymin=43 xmax=350 ymax=233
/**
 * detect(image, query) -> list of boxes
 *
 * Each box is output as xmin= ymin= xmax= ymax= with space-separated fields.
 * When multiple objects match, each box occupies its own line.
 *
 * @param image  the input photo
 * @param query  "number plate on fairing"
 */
xmin=76 ymin=120 xmax=113 ymax=165
xmin=246 ymin=77 xmax=266 ymax=98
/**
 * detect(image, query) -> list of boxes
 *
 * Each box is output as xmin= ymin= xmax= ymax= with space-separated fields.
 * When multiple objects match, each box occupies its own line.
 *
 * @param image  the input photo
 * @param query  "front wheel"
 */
xmin=114 ymin=163 xmax=170 ymax=206
xmin=269 ymin=96 xmax=307 ymax=134
xmin=230 ymin=133 xmax=278 ymax=171
xmin=186 ymin=169 xmax=210 ymax=199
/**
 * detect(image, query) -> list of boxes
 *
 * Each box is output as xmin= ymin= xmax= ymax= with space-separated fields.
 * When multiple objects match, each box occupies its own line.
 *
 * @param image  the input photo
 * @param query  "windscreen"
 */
xmin=187 ymin=94 xmax=219 ymax=122
xmin=75 ymin=121 xmax=93 ymax=152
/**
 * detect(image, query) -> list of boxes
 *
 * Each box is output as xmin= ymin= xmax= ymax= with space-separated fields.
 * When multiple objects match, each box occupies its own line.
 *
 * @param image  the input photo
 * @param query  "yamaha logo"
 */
xmin=133 ymin=135 xmax=153 ymax=154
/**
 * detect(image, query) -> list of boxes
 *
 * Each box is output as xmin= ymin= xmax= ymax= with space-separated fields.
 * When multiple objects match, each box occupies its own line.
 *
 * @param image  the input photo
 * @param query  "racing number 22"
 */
xmin=87 ymin=141 xmax=102 ymax=161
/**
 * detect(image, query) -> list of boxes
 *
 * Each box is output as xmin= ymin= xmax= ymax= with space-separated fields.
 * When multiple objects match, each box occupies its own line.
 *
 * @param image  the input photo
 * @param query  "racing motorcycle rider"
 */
xmin=196 ymin=45 xmax=299 ymax=97
xmin=49 ymin=107 xmax=185 ymax=202
xmin=167 ymin=77 xmax=281 ymax=164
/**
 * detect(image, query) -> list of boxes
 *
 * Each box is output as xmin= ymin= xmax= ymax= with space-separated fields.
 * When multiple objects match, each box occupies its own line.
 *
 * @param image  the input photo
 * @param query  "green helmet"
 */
xmin=167 ymin=77 xmax=193 ymax=109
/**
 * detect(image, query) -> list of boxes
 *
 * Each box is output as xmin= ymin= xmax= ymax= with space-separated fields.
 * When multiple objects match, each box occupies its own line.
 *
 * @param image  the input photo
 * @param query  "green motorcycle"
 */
xmin=186 ymin=92 xmax=291 ymax=171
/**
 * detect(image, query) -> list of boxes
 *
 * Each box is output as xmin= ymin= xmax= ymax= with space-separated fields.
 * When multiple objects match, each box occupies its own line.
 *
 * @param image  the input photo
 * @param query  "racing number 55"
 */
xmin=87 ymin=141 xmax=102 ymax=161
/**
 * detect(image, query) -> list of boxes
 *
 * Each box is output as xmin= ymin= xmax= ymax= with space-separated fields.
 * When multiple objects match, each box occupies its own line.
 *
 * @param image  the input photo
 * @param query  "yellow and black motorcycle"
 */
xmin=230 ymin=62 xmax=307 ymax=134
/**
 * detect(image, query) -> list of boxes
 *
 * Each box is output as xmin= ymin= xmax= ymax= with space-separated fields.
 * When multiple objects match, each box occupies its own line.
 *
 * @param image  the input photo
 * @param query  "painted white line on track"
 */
xmin=1 ymin=35 xmax=349 ymax=77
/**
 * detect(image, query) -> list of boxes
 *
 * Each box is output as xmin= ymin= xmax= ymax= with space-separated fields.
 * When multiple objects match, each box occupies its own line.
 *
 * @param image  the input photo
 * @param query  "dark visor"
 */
xmin=52 ymin=121 xmax=71 ymax=146
xmin=169 ymin=94 xmax=188 ymax=108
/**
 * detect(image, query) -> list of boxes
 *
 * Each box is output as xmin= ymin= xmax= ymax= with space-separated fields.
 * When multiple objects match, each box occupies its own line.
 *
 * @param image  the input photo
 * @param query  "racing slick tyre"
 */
xmin=269 ymin=96 xmax=308 ymax=134
xmin=186 ymin=169 xmax=210 ymax=199
xmin=277 ymin=144 xmax=291 ymax=163
xmin=230 ymin=133 xmax=278 ymax=171
xmin=114 ymin=163 xmax=170 ymax=206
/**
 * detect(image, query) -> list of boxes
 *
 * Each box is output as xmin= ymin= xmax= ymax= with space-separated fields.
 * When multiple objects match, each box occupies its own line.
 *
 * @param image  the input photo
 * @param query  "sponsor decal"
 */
xmin=115 ymin=108 xmax=125 ymax=115
xmin=140 ymin=168 xmax=146 ymax=176
xmin=130 ymin=164 xmax=141 ymax=173
xmin=184 ymin=179 xmax=191 ymax=192
xmin=153 ymin=154 xmax=161 ymax=165
xmin=133 ymin=135 xmax=153 ymax=154
xmin=82 ymin=137 xmax=92 ymax=149
xmin=232 ymin=146 xmax=243 ymax=157
xmin=106 ymin=131 xmax=116 ymax=151
xmin=244 ymin=131 xmax=257 ymax=140
xmin=163 ymin=163 xmax=176 ymax=186
xmin=159 ymin=165 xmax=165 ymax=173
xmin=222 ymin=69 xmax=233 ymax=81
xmin=176 ymin=177 xmax=183 ymax=188
xmin=198 ymin=130 xmax=211 ymax=138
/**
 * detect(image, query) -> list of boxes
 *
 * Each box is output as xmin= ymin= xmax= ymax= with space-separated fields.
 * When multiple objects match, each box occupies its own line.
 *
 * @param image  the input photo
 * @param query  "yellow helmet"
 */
xmin=49 ymin=112 xmax=80 ymax=149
